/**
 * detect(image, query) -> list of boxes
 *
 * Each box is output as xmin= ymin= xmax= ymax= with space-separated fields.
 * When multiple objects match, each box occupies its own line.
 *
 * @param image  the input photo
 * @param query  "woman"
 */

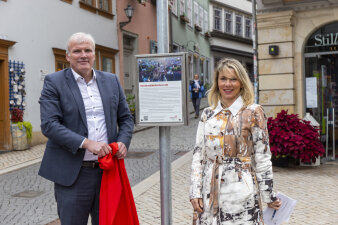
xmin=189 ymin=74 xmax=204 ymax=118
xmin=190 ymin=58 xmax=281 ymax=224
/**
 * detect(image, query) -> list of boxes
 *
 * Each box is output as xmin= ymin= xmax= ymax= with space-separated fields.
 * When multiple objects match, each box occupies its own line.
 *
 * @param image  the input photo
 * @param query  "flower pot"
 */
xmin=271 ymin=156 xmax=290 ymax=168
xmin=11 ymin=123 xmax=29 ymax=150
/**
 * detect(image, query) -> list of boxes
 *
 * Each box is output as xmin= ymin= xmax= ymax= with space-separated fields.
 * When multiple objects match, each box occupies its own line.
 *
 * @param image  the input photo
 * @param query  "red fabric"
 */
xmin=98 ymin=143 xmax=139 ymax=225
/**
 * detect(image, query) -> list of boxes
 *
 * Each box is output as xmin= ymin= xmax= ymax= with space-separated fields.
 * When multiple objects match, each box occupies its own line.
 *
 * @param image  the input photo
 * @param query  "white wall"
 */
xmin=0 ymin=0 xmax=118 ymax=132
xmin=213 ymin=0 xmax=252 ymax=13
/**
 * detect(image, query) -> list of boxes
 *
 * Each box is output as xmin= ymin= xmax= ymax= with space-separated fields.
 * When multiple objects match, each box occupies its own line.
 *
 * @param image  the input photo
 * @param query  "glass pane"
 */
xmin=102 ymin=56 xmax=112 ymax=73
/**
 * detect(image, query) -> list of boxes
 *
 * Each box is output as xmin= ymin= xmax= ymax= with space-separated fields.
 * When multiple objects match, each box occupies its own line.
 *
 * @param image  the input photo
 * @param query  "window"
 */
xmin=194 ymin=2 xmax=199 ymax=26
xmin=179 ymin=0 xmax=185 ymax=16
xmin=224 ymin=11 xmax=232 ymax=34
xmin=187 ymin=0 xmax=192 ymax=27
xmin=169 ymin=0 xmax=177 ymax=16
xmin=61 ymin=0 xmax=72 ymax=4
xmin=95 ymin=44 xmax=118 ymax=73
xmin=245 ymin=17 xmax=252 ymax=38
xmin=203 ymin=9 xmax=208 ymax=33
xmin=214 ymin=7 xmax=221 ymax=31
xmin=235 ymin=14 xmax=242 ymax=36
xmin=79 ymin=0 xmax=113 ymax=19
xmin=199 ymin=5 xmax=203 ymax=30
xmin=53 ymin=48 xmax=70 ymax=72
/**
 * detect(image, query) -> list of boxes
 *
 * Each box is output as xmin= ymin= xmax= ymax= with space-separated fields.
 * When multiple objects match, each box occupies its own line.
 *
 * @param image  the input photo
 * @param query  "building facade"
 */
xmin=0 ymin=0 xmax=119 ymax=150
xmin=257 ymin=0 xmax=338 ymax=156
xmin=117 ymin=0 xmax=157 ymax=95
xmin=169 ymin=0 xmax=211 ymax=85
xmin=209 ymin=0 xmax=253 ymax=81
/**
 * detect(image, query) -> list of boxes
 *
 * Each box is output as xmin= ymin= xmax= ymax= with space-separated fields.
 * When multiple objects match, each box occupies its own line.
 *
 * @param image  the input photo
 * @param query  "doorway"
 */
xmin=0 ymin=58 xmax=11 ymax=150
xmin=305 ymin=53 xmax=338 ymax=159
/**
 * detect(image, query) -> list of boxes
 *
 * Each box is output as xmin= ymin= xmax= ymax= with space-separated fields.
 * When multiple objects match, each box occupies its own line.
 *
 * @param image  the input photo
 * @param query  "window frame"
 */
xmin=52 ymin=48 xmax=70 ymax=72
xmin=235 ymin=14 xmax=243 ymax=36
xmin=224 ymin=10 xmax=233 ymax=34
xmin=179 ymin=0 xmax=185 ymax=16
xmin=95 ymin=44 xmax=118 ymax=73
xmin=245 ymin=17 xmax=252 ymax=39
xmin=169 ymin=0 xmax=178 ymax=16
xmin=203 ymin=9 xmax=208 ymax=34
xmin=187 ymin=0 xmax=193 ymax=27
xmin=61 ymin=0 xmax=73 ymax=4
xmin=213 ymin=7 xmax=222 ymax=31
xmin=79 ymin=0 xmax=114 ymax=19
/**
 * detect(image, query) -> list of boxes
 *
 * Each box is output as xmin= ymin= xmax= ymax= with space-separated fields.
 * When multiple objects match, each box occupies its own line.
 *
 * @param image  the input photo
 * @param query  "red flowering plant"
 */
xmin=267 ymin=110 xmax=325 ymax=163
xmin=10 ymin=108 xmax=33 ymax=142
xmin=10 ymin=108 xmax=23 ymax=123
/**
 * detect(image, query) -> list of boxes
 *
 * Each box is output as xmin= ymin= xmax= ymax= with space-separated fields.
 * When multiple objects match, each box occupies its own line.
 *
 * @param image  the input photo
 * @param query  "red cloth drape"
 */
xmin=98 ymin=143 xmax=139 ymax=225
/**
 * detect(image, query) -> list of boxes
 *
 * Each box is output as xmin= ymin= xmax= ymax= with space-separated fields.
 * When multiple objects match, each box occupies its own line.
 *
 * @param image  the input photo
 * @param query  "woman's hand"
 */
xmin=267 ymin=198 xmax=282 ymax=210
xmin=190 ymin=198 xmax=204 ymax=213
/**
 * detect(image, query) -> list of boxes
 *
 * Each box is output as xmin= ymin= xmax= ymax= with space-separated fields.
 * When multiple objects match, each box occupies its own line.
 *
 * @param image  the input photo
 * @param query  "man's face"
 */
xmin=66 ymin=40 xmax=95 ymax=76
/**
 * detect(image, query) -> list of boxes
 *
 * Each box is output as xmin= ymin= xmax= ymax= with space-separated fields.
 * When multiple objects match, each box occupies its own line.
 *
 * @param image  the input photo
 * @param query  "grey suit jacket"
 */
xmin=38 ymin=68 xmax=134 ymax=186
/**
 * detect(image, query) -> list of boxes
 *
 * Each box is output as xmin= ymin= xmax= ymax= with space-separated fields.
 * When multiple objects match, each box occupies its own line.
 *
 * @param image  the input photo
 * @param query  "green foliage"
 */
xmin=126 ymin=94 xmax=136 ymax=113
xmin=16 ymin=121 xmax=33 ymax=142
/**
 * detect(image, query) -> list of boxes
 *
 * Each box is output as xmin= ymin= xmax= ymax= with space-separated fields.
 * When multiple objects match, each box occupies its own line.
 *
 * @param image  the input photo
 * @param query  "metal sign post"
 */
xmin=157 ymin=1 xmax=172 ymax=225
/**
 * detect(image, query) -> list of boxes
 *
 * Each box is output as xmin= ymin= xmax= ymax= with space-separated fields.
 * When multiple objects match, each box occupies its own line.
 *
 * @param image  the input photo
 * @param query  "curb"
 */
xmin=132 ymin=150 xmax=192 ymax=197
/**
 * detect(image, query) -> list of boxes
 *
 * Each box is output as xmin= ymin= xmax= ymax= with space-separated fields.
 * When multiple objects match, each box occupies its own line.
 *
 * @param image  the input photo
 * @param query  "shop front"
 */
xmin=304 ymin=22 xmax=338 ymax=160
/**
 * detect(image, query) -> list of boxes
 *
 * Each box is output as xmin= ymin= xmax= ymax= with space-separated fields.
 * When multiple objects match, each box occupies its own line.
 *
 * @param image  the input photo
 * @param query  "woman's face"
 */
xmin=217 ymin=68 xmax=242 ymax=107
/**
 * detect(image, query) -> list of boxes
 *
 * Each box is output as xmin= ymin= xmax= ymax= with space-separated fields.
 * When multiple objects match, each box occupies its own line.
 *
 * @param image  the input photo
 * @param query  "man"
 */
xmin=39 ymin=32 xmax=134 ymax=225
xmin=189 ymin=74 xmax=204 ymax=118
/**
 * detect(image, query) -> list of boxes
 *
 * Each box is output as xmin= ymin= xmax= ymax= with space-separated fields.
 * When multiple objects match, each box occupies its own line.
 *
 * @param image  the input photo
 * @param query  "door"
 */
xmin=305 ymin=54 xmax=338 ymax=159
xmin=0 ymin=58 xmax=11 ymax=150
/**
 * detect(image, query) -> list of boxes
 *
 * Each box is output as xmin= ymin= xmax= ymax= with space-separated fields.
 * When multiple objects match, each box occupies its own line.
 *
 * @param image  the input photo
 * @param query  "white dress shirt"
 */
xmin=72 ymin=69 xmax=108 ymax=161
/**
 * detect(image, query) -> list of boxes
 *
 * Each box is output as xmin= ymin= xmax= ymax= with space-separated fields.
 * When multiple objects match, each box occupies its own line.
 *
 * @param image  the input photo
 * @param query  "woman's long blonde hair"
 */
xmin=207 ymin=58 xmax=254 ymax=109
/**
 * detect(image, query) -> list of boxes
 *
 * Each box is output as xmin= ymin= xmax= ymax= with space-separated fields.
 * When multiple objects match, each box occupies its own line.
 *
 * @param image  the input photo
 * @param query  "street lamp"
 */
xmin=120 ymin=4 xmax=134 ymax=29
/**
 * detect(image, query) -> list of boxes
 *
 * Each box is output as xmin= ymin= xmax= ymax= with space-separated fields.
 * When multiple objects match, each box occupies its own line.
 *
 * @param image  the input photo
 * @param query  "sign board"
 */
xmin=135 ymin=53 xmax=188 ymax=126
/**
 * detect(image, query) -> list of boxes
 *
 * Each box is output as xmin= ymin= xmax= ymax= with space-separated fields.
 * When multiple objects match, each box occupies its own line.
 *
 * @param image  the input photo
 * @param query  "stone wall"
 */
xmin=257 ymin=10 xmax=295 ymax=117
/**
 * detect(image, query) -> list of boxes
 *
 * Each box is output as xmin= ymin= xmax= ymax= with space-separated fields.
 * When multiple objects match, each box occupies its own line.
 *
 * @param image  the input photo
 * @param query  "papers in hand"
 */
xmin=263 ymin=192 xmax=297 ymax=225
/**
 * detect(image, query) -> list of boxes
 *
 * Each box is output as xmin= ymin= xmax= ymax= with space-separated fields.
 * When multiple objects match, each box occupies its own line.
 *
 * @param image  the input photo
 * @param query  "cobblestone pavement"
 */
xmin=1 ymin=97 xmax=338 ymax=225
xmin=0 ymin=99 xmax=206 ymax=225
xmin=134 ymin=153 xmax=338 ymax=225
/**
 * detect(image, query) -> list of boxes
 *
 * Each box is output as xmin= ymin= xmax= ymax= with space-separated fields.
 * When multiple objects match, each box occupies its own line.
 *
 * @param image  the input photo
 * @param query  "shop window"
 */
xmin=79 ymin=0 xmax=113 ymax=19
xmin=214 ymin=7 xmax=222 ymax=31
xmin=224 ymin=11 xmax=232 ymax=34
xmin=53 ymin=48 xmax=70 ymax=72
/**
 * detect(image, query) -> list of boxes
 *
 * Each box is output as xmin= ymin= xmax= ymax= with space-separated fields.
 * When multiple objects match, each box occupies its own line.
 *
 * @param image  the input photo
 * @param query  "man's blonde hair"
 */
xmin=207 ymin=58 xmax=254 ymax=109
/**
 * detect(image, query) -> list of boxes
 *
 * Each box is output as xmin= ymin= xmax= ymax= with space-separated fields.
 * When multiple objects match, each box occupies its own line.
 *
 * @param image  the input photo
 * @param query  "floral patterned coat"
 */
xmin=190 ymin=97 xmax=276 ymax=225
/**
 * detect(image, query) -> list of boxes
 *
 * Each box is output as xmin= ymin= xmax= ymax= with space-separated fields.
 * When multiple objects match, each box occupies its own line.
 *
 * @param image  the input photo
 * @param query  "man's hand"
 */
xmin=190 ymin=198 xmax=204 ymax=213
xmin=115 ymin=142 xmax=127 ymax=159
xmin=83 ymin=139 xmax=111 ymax=157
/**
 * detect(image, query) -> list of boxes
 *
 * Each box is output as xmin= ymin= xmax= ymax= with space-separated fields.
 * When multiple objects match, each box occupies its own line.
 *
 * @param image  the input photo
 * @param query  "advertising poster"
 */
xmin=306 ymin=77 xmax=318 ymax=108
xmin=135 ymin=53 xmax=187 ymax=126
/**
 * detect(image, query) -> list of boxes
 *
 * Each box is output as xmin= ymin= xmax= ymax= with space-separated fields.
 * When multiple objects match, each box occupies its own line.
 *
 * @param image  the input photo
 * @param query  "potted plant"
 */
xmin=126 ymin=94 xmax=136 ymax=123
xmin=204 ymin=31 xmax=211 ymax=38
xmin=10 ymin=108 xmax=32 ymax=150
xmin=194 ymin=24 xmax=202 ymax=32
xmin=267 ymin=110 xmax=325 ymax=167
xmin=180 ymin=13 xmax=189 ymax=24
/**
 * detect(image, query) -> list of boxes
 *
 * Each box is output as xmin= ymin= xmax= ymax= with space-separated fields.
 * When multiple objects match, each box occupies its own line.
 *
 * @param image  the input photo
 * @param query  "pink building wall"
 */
xmin=117 ymin=1 xmax=157 ymax=88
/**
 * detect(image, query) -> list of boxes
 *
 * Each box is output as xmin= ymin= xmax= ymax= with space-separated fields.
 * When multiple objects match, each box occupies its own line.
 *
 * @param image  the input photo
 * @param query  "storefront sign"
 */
xmin=314 ymin=33 xmax=338 ymax=46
